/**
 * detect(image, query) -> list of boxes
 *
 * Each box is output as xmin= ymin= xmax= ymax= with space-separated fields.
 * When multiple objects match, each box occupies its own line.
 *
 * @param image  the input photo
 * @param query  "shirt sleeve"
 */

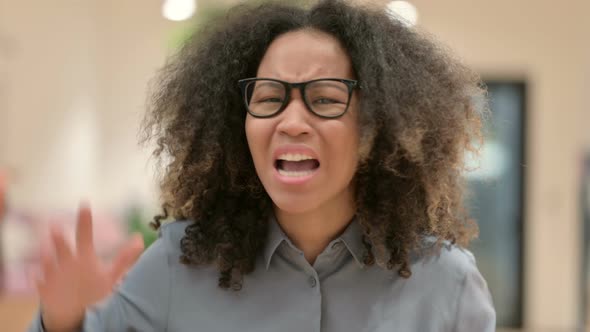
xmin=453 ymin=258 xmax=496 ymax=332
xmin=27 ymin=229 xmax=172 ymax=332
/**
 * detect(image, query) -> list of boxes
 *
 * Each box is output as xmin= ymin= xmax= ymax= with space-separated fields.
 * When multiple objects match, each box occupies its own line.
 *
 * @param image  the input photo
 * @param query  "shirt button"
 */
xmin=308 ymin=276 xmax=317 ymax=288
xmin=332 ymin=242 xmax=343 ymax=250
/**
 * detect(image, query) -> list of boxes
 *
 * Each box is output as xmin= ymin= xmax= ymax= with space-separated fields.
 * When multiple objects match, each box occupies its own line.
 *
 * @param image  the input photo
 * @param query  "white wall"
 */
xmin=0 ymin=1 xmax=101 ymax=210
xmin=0 ymin=0 xmax=176 ymax=212
xmin=92 ymin=1 xmax=175 ymax=212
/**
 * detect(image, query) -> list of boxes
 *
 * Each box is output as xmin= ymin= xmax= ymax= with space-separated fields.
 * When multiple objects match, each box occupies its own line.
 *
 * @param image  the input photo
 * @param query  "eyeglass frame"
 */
xmin=237 ymin=77 xmax=359 ymax=119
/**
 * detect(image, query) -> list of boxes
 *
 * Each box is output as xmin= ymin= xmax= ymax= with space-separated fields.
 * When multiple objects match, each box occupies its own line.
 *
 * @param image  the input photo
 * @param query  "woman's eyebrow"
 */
xmin=308 ymin=81 xmax=349 ymax=93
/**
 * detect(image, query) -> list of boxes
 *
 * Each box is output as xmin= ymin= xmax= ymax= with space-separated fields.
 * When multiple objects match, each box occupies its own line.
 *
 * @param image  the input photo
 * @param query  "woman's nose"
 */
xmin=276 ymin=92 xmax=313 ymax=137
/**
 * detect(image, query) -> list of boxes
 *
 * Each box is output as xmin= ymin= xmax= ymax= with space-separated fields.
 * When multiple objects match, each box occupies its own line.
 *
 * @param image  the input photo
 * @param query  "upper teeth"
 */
xmin=278 ymin=153 xmax=314 ymax=162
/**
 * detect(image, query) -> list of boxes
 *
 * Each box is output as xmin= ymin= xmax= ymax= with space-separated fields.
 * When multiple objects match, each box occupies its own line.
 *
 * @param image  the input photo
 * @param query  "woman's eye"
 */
xmin=313 ymin=98 xmax=341 ymax=105
xmin=254 ymin=97 xmax=283 ymax=103
xmin=263 ymin=97 xmax=283 ymax=103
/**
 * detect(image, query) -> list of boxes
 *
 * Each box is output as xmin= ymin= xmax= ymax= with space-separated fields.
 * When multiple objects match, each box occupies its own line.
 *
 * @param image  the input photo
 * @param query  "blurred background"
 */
xmin=0 ymin=0 xmax=589 ymax=331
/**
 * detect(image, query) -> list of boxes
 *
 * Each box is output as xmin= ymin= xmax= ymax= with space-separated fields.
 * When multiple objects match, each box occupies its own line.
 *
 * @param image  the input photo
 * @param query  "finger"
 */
xmin=32 ymin=269 xmax=47 ymax=297
xmin=41 ymin=250 xmax=57 ymax=275
xmin=27 ymin=268 xmax=37 ymax=286
xmin=35 ymin=278 xmax=47 ymax=298
xmin=0 ymin=170 xmax=5 ymax=190
xmin=51 ymin=226 xmax=74 ymax=264
xmin=75 ymin=202 xmax=94 ymax=256
xmin=36 ymin=252 xmax=57 ymax=296
xmin=109 ymin=234 xmax=145 ymax=283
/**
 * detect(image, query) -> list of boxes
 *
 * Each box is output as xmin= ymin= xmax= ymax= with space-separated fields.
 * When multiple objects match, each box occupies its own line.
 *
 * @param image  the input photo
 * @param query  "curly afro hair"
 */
xmin=141 ymin=0 xmax=487 ymax=290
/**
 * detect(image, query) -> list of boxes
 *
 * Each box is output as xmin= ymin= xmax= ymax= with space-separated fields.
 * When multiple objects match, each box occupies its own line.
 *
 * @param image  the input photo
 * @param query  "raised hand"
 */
xmin=37 ymin=204 xmax=145 ymax=332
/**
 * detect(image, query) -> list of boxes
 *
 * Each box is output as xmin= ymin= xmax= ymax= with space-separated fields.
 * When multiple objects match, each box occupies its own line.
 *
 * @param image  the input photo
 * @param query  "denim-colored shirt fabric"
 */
xmin=29 ymin=217 xmax=495 ymax=332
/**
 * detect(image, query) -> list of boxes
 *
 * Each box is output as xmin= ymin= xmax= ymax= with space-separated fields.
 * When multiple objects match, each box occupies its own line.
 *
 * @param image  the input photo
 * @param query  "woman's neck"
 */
xmin=274 ymin=193 xmax=356 ymax=265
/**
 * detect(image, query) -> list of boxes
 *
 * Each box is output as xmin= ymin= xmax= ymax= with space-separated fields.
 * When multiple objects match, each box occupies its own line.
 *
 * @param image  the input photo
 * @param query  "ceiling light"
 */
xmin=162 ymin=0 xmax=197 ymax=22
xmin=386 ymin=1 xmax=418 ymax=27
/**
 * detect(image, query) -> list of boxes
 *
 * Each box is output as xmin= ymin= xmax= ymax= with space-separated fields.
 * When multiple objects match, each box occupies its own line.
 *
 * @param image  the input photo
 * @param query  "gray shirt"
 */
xmin=29 ymin=218 xmax=495 ymax=332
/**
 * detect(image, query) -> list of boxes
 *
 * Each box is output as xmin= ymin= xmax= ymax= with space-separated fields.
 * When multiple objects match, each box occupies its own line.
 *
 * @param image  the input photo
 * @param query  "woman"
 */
xmin=30 ymin=1 xmax=495 ymax=331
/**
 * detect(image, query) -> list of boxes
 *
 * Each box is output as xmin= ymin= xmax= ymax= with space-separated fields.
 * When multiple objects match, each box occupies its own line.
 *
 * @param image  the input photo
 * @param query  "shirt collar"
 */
xmin=339 ymin=216 xmax=367 ymax=268
xmin=263 ymin=214 xmax=366 ymax=270
xmin=263 ymin=214 xmax=287 ymax=270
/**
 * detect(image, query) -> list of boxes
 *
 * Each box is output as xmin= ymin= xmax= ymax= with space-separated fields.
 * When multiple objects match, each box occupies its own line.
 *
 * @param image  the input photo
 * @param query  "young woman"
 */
xmin=30 ymin=1 xmax=495 ymax=331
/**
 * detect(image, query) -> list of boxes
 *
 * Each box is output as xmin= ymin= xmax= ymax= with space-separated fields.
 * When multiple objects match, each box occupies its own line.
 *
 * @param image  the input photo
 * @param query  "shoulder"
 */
xmin=153 ymin=220 xmax=221 ymax=279
xmin=409 ymin=240 xmax=480 ymax=283
xmin=157 ymin=220 xmax=191 ymax=254
xmin=87 ymin=221 xmax=194 ymax=331
xmin=406 ymin=242 xmax=496 ymax=330
xmin=123 ymin=220 xmax=191 ymax=276
xmin=402 ymin=242 xmax=485 ymax=301
xmin=116 ymin=221 xmax=192 ymax=299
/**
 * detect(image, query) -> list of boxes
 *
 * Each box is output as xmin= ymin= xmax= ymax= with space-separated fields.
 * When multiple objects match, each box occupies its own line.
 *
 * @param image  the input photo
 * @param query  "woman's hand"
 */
xmin=37 ymin=204 xmax=145 ymax=332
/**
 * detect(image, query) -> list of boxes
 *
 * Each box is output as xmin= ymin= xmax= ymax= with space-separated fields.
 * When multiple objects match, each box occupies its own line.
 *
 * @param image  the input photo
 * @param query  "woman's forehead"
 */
xmin=256 ymin=30 xmax=355 ymax=81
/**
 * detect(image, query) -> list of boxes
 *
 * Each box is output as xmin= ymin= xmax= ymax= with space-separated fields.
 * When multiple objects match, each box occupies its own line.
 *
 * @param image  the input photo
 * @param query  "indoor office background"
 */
xmin=0 ymin=0 xmax=589 ymax=331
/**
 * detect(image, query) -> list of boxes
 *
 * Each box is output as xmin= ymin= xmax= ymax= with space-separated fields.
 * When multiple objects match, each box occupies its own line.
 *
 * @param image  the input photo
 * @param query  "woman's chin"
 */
xmin=270 ymin=196 xmax=320 ymax=216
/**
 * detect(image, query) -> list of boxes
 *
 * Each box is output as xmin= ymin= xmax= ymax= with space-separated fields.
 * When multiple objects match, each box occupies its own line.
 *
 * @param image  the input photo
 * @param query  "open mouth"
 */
xmin=275 ymin=154 xmax=320 ymax=178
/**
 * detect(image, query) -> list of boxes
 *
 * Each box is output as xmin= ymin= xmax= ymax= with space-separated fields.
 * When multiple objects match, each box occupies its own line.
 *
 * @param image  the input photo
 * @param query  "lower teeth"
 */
xmin=278 ymin=169 xmax=314 ymax=177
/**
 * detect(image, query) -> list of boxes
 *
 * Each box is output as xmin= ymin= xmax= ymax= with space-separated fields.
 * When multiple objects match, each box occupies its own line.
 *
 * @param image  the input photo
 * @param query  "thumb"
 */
xmin=109 ymin=234 xmax=145 ymax=283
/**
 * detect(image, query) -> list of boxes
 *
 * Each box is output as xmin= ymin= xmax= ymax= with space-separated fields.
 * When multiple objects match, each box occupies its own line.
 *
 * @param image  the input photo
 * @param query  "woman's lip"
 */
xmin=271 ymin=145 xmax=320 ymax=185
xmin=273 ymin=166 xmax=319 ymax=185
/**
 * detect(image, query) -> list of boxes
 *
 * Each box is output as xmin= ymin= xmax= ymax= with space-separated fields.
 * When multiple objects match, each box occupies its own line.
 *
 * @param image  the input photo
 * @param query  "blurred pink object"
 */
xmin=37 ymin=210 xmax=126 ymax=259
xmin=1 ymin=208 xmax=126 ymax=295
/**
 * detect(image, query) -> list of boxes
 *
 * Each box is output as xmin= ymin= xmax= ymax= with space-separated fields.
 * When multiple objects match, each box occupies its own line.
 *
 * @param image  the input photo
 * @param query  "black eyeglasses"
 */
xmin=238 ymin=78 xmax=358 ymax=119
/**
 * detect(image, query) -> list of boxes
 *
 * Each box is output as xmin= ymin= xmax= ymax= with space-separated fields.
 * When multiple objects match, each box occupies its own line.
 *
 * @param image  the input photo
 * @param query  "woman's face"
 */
xmin=245 ymin=30 xmax=360 ymax=215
